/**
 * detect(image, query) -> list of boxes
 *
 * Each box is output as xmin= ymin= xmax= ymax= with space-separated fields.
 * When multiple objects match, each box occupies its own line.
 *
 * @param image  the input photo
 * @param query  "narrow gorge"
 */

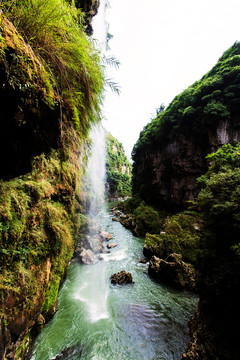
xmin=1 ymin=1 xmax=240 ymax=360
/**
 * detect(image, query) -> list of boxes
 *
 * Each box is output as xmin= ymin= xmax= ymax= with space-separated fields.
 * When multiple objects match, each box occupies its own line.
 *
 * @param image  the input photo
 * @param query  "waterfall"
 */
xmin=87 ymin=125 xmax=106 ymax=217
xmin=92 ymin=0 xmax=108 ymax=49
xmin=30 ymin=3 xmax=198 ymax=358
xmin=73 ymin=125 xmax=109 ymax=323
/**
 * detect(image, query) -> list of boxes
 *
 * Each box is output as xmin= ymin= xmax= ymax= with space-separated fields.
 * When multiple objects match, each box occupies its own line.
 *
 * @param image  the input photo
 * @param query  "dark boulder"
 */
xmin=148 ymin=253 xmax=196 ymax=291
xmin=110 ymin=270 xmax=134 ymax=285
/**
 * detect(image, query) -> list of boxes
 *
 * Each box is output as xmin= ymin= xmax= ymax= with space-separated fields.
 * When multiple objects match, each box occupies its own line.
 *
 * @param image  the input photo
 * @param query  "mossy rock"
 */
xmin=143 ymin=213 xmax=200 ymax=265
xmin=143 ymin=233 xmax=166 ymax=259
xmin=148 ymin=253 xmax=197 ymax=292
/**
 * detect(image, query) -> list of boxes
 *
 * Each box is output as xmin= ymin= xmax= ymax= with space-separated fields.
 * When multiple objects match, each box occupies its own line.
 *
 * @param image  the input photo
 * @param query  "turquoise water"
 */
xmin=31 ymin=205 xmax=197 ymax=360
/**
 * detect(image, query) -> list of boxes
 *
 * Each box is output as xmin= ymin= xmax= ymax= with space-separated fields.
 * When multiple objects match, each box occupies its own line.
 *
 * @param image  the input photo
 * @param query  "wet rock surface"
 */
xmin=148 ymin=253 xmax=196 ymax=292
xmin=107 ymin=243 xmax=117 ymax=249
xmin=52 ymin=344 xmax=84 ymax=360
xmin=110 ymin=270 xmax=134 ymax=285
xmin=139 ymin=258 xmax=148 ymax=264
xmin=79 ymin=249 xmax=98 ymax=265
xmin=99 ymin=230 xmax=113 ymax=241
xmin=75 ymin=220 xmax=112 ymax=263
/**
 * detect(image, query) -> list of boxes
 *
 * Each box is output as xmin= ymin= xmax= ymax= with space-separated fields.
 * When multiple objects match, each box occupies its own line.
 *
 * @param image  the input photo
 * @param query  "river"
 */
xmin=30 ymin=203 xmax=197 ymax=360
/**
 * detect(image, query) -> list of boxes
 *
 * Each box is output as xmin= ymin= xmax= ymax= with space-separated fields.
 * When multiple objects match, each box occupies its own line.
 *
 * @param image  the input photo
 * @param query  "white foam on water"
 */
xmin=101 ymin=248 xmax=128 ymax=262
xmin=73 ymin=265 xmax=109 ymax=323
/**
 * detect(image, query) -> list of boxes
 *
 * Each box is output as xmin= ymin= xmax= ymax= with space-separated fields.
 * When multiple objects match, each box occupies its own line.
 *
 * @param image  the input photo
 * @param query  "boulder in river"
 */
xmin=79 ymin=249 xmax=98 ymax=265
xmin=139 ymin=258 xmax=148 ymax=264
xmin=148 ymin=253 xmax=196 ymax=292
xmin=99 ymin=230 xmax=113 ymax=241
xmin=113 ymin=210 xmax=122 ymax=216
xmin=110 ymin=270 xmax=134 ymax=284
xmin=107 ymin=243 xmax=117 ymax=249
xmin=52 ymin=345 xmax=84 ymax=359
xmin=86 ymin=234 xmax=104 ymax=253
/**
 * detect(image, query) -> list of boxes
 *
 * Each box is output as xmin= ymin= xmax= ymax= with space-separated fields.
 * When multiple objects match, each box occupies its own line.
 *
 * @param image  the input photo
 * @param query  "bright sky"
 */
xmin=93 ymin=0 xmax=240 ymax=159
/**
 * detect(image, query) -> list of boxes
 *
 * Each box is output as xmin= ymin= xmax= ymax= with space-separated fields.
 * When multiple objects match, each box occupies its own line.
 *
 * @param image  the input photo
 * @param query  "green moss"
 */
xmin=41 ymin=275 xmax=61 ymax=314
xmin=143 ymin=213 xmax=200 ymax=264
xmin=0 ymin=150 xmax=77 ymax=313
xmin=16 ymin=331 xmax=30 ymax=359
xmin=0 ymin=2 xmax=104 ymax=358
xmin=133 ymin=203 xmax=162 ymax=237
xmin=144 ymin=233 xmax=165 ymax=258
xmin=1 ymin=0 xmax=104 ymax=135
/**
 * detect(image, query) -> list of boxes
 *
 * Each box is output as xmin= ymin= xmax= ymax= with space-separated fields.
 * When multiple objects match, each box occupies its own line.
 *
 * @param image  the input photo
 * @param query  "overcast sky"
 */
xmin=93 ymin=0 xmax=240 ymax=159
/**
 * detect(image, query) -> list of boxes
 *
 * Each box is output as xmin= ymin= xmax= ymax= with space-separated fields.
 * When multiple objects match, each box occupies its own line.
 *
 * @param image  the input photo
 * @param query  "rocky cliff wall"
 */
xmin=132 ymin=42 xmax=240 ymax=210
xmin=133 ymin=119 xmax=240 ymax=210
xmin=132 ymin=42 xmax=240 ymax=360
xmin=0 ymin=1 xmax=102 ymax=358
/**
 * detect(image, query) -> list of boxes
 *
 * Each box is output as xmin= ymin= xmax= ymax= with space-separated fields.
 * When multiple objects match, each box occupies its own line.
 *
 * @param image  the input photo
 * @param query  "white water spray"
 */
xmin=75 ymin=125 xmax=109 ymax=322
xmin=87 ymin=125 xmax=106 ymax=217
xmin=72 ymin=0 xmax=111 ymax=323
xmin=92 ymin=0 xmax=108 ymax=49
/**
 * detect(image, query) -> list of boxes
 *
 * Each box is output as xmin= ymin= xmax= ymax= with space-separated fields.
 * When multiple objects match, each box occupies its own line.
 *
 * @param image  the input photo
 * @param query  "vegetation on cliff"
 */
xmin=106 ymin=133 xmax=132 ymax=198
xmin=132 ymin=42 xmax=240 ymax=159
xmin=121 ymin=42 xmax=240 ymax=358
xmin=182 ymin=143 xmax=240 ymax=359
xmin=1 ymin=0 xmax=103 ymax=135
xmin=0 ymin=1 xmax=104 ymax=357
xmin=124 ymin=141 xmax=240 ymax=357
xmin=131 ymin=42 xmax=240 ymax=209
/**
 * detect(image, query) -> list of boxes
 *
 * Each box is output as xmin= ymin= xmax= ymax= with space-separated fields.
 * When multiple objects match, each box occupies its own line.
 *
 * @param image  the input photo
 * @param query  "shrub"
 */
xmin=133 ymin=203 xmax=162 ymax=236
xmin=1 ymin=0 xmax=104 ymax=135
xmin=144 ymin=213 xmax=200 ymax=264
xmin=105 ymin=132 xmax=132 ymax=198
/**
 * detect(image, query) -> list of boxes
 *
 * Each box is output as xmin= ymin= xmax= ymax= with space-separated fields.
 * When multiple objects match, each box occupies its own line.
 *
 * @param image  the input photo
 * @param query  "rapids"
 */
xmin=30 ymin=205 xmax=197 ymax=360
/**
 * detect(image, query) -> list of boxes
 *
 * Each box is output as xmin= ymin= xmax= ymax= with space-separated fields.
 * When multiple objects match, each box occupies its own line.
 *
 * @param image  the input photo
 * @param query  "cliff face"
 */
xmin=181 ymin=143 xmax=240 ymax=360
xmin=133 ymin=120 xmax=240 ymax=210
xmin=132 ymin=42 xmax=240 ymax=210
xmin=0 ymin=1 xmax=103 ymax=358
xmin=132 ymin=43 xmax=240 ymax=359
xmin=0 ymin=16 xmax=60 ymax=181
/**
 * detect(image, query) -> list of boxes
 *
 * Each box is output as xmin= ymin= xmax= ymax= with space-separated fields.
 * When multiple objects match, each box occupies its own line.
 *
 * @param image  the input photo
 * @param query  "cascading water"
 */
xmin=87 ymin=126 xmax=106 ymax=217
xmin=30 ymin=126 xmax=198 ymax=359
xmin=29 ymin=3 xmax=198 ymax=360
xmin=30 ymin=201 xmax=198 ymax=359
xmin=74 ymin=125 xmax=109 ymax=323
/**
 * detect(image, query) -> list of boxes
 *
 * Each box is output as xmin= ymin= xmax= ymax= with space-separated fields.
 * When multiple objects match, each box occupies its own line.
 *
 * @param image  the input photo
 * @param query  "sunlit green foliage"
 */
xmin=132 ymin=42 xmax=240 ymax=160
xmin=118 ymin=195 xmax=167 ymax=237
xmin=0 ymin=1 xmax=104 ymax=355
xmin=144 ymin=213 xmax=201 ymax=264
xmin=187 ymin=143 xmax=240 ymax=358
xmin=193 ymin=143 xmax=240 ymax=258
xmin=0 ymin=152 xmax=79 ymax=308
xmin=106 ymin=133 xmax=132 ymax=198
xmin=1 ymin=0 xmax=104 ymax=136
